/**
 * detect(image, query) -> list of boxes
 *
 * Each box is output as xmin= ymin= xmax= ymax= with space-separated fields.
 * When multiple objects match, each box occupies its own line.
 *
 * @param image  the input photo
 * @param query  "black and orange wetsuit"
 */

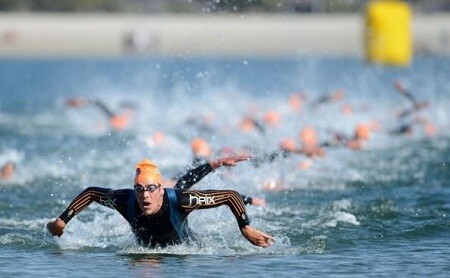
xmin=175 ymin=161 xmax=256 ymax=205
xmin=58 ymin=187 xmax=250 ymax=247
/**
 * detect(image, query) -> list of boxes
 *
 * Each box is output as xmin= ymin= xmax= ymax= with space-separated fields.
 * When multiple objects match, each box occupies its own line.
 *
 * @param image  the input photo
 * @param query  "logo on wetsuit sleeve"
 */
xmin=189 ymin=194 xmax=215 ymax=205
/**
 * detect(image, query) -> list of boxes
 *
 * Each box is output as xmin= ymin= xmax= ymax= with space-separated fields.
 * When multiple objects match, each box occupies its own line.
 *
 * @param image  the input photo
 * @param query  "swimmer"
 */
xmin=312 ymin=89 xmax=345 ymax=107
xmin=322 ymin=123 xmax=371 ymax=150
xmin=47 ymin=159 xmax=274 ymax=248
xmin=66 ymin=98 xmax=134 ymax=130
xmin=0 ymin=161 xmax=15 ymax=180
xmin=393 ymin=81 xmax=429 ymax=119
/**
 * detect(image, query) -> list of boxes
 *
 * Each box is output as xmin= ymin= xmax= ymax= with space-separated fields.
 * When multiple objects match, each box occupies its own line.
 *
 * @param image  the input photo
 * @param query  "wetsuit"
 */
xmin=175 ymin=161 xmax=256 ymax=205
xmin=58 ymin=187 xmax=250 ymax=247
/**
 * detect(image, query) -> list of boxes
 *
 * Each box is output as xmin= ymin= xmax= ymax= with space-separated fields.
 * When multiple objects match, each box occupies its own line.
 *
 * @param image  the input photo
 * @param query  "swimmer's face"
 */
xmin=134 ymin=175 xmax=164 ymax=215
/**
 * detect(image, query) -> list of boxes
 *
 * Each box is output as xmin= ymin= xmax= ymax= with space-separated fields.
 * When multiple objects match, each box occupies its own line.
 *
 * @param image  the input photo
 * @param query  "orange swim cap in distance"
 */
xmin=264 ymin=110 xmax=281 ymax=126
xmin=279 ymin=138 xmax=296 ymax=151
xmin=355 ymin=124 xmax=370 ymax=141
xmin=110 ymin=115 xmax=129 ymax=130
xmin=300 ymin=126 xmax=318 ymax=147
xmin=134 ymin=159 xmax=162 ymax=185
xmin=190 ymin=137 xmax=212 ymax=157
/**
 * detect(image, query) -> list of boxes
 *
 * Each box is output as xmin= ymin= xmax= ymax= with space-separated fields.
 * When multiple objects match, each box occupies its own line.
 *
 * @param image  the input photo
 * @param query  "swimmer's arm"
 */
xmin=90 ymin=100 xmax=115 ymax=118
xmin=47 ymin=187 xmax=120 ymax=237
xmin=395 ymin=81 xmax=419 ymax=107
xmin=242 ymin=195 xmax=266 ymax=206
xmin=175 ymin=166 xmax=261 ymax=205
xmin=174 ymin=163 xmax=212 ymax=189
xmin=179 ymin=189 xmax=273 ymax=247
xmin=175 ymin=155 xmax=251 ymax=189
xmin=398 ymin=108 xmax=413 ymax=119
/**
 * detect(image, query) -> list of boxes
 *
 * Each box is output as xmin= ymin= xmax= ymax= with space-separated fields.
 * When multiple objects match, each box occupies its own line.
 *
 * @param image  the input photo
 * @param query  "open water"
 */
xmin=0 ymin=55 xmax=449 ymax=277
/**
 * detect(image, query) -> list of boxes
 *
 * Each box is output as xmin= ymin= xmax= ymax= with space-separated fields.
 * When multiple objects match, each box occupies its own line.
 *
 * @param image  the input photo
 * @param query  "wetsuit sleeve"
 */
xmin=174 ymin=163 xmax=213 ymax=189
xmin=58 ymin=187 xmax=122 ymax=224
xmin=178 ymin=190 xmax=251 ymax=229
xmin=241 ymin=194 xmax=253 ymax=205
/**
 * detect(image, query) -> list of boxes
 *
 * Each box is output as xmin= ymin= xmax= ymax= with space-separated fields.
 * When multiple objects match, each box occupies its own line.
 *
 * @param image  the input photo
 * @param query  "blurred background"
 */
xmin=0 ymin=0 xmax=449 ymax=58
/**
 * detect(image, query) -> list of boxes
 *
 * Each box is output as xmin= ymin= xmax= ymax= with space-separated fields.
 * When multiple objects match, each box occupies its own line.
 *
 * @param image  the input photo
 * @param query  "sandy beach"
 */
xmin=0 ymin=12 xmax=449 ymax=57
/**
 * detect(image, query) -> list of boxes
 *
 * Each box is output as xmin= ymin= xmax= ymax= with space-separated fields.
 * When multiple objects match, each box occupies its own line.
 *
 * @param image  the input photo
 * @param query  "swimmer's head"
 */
xmin=134 ymin=159 xmax=162 ymax=186
xmin=355 ymin=123 xmax=370 ymax=141
xmin=300 ymin=126 xmax=318 ymax=147
xmin=263 ymin=110 xmax=281 ymax=126
xmin=239 ymin=117 xmax=255 ymax=132
xmin=279 ymin=138 xmax=296 ymax=151
xmin=110 ymin=115 xmax=129 ymax=130
xmin=288 ymin=94 xmax=303 ymax=112
xmin=1 ymin=161 xmax=15 ymax=180
xmin=190 ymin=137 xmax=212 ymax=158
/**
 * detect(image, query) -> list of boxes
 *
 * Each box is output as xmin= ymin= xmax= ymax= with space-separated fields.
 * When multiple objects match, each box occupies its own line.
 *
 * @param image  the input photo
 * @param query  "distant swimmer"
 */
xmin=239 ymin=116 xmax=266 ymax=134
xmin=346 ymin=123 xmax=371 ymax=150
xmin=249 ymin=140 xmax=293 ymax=168
xmin=312 ymin=89 xmax=345 ymax=108
xmin=297 ymin=126 xmax=326 ymax=157
xmin=389 ymin=117 xmax=437 ymax=137
xmin=238 ymin=108 xmax=282 ymax=134
xmin=0 ymin=161 xmax=15 ymax=180
xmin=190 ymin=137 xmax=214 ymax=166
xmin=66 ymin=98 xmax=135 ymax=130
xmin=393 ymin=80 xmax=430 ymax=119
xmin=321 ymin=123 xmax=372 ymax=150
xmin=288 ymin=92 xmax=307 ymax=113
xmin=263 ymin=110 xmax=281 ymax=128
xmin=47 ymin=159 xmax=274 ymax=248
xmin=249 ymin=128 xmax=324 ymax=168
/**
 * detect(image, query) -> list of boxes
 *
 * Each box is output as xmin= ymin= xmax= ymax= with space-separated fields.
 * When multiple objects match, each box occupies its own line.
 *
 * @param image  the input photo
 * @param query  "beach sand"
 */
xmin=0 ymin=13 xmax=449 ymax=57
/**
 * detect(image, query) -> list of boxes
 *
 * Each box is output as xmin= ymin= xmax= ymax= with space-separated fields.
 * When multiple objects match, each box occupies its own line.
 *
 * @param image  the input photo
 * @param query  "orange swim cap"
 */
xmin=110 ymin=115 xmax=129 ymax=130
xmin=288 ymin=94 xmax=303 ymax=112
xmin=264 ymin=110 xmax=281 ymax=126
xmin=355 ymin=124 xmax=370 ymax=141
xmin=134 ymin=159 xmax=162 ymax=185
xmin=279 ymin=138 xmax=296 ymax=151
xmin=300 ymin=126 xmax=318 ymax=147
xmin=239 ymin=117 xmax=255 ymax=132
xmin=152 ymin=131 xmax=166 ymax=146
xmin=190 ymin=137 xmax=212 ymax=158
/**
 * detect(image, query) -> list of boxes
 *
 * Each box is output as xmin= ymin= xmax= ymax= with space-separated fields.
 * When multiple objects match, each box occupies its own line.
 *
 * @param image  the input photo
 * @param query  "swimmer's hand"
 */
xmin=47 ymin=218 xmax=66 ymax=237
xmin=250 ymin=197 xmax=266 ymax=207
xmin=210 ymin=154 xmax=252 ymax=169
xmin=241 ymin=225 xmax=274 ymax=248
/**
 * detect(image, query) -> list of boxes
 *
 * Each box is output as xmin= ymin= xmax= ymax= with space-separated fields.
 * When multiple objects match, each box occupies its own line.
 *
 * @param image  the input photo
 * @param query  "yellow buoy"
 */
xmin=365 ymin=0 xmax=412 ymax=66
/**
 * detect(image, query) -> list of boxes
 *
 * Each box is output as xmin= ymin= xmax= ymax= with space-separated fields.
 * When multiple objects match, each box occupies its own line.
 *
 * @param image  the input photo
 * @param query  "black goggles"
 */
xmin=134 ymin=184 xmax=161 ymax=193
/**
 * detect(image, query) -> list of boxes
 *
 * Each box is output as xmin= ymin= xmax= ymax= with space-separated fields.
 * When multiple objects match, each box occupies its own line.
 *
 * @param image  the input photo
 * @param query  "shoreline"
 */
xmin=0 ymin=13 xmax=449 ymax=57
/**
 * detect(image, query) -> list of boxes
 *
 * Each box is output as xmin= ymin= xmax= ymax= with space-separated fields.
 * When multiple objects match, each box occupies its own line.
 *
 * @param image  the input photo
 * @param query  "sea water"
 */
xmin=0 ymin=55 xmax=449 ymax=277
